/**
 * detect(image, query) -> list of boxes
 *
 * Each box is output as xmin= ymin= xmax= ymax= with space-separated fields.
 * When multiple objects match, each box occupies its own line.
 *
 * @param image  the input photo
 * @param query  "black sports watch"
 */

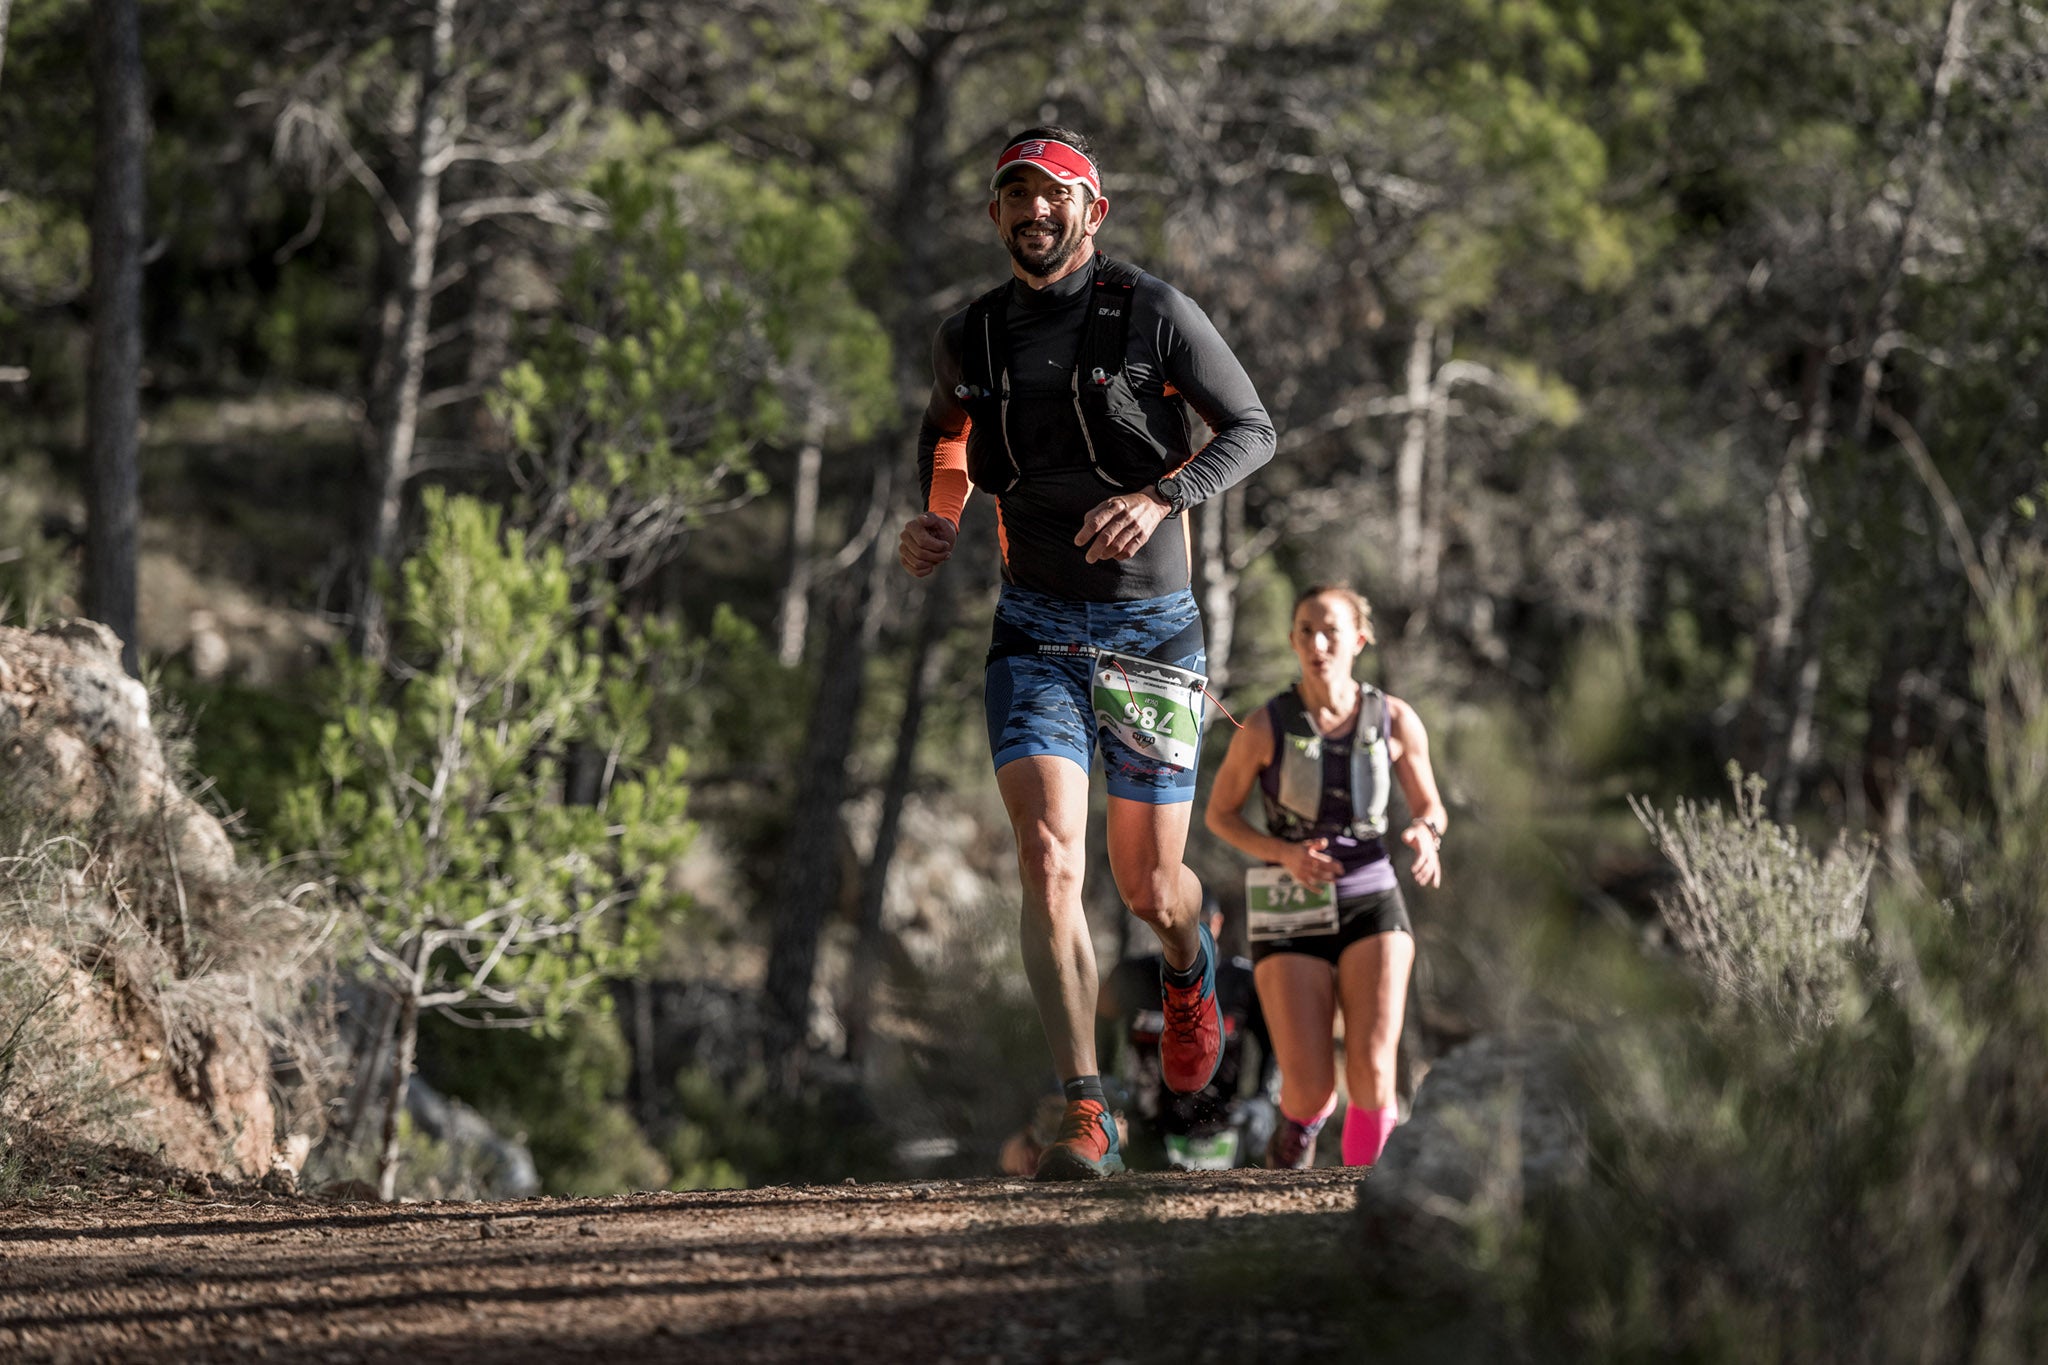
xmin=1152 ymin=476 xmax=1191 ymax=518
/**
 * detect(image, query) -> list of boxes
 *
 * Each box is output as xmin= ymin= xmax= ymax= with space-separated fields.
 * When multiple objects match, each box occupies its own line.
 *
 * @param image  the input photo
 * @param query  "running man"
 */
xmin=1203 ymin=584 xmax=1446 ymax=1169
xmin=898 ymin=126 xmax=1276 ymax=1180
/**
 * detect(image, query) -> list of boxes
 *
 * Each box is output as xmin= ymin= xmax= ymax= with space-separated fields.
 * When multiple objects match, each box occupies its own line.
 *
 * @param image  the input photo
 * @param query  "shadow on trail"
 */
xmin=28 ymin=1211 xmax=1359 ymax=1358
xmin=0 ymin=1168 xmax=1346 ymax=1246
xmin=0 ymin=1264 xmax=940 ymax=1337
xmin=1 ymin=1211 xmax=1347 ymax=1335
xmin=5 ymin=1217 xmax=1100 ymax=1307
xmin=1 ymin=1190 xmax=1366 ymax=1364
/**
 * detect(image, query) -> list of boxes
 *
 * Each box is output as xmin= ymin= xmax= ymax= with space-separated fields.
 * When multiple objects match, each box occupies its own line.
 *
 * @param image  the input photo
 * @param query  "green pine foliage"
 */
xmin=490 ymin=143 xmax=892 ymax=583
xmin=663 ymin=1061 xmax=894 ymax=1190
xmin=280 ymin=487 xmax=694 ymax=1033
xmin=0 ymin=457 xmax=73 ymax=626
xmin=420 ymin=1011 xmax=672 ymax=1197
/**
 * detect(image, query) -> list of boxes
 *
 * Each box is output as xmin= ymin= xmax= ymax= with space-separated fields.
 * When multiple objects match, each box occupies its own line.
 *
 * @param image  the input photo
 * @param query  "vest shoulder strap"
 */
xmin=962 ymin=257 xmax=1142 ymax=399
xmin=1268 ymin=686 xmax=1387 ymax=737
xmin=958 ymin=281 xmax=1013 ymax=399
xmin=1077 ymin=255 xmax=1143 ymax=392
xmin=1359 ymin=684 xmax=1387 ymax=743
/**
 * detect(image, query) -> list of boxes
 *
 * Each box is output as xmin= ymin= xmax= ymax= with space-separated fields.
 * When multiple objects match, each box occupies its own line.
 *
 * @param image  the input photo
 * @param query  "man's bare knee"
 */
xmin=1014 ymin=823 xmax=1082 ymax=896
xmin=1119 ymin=872 xmax=1183 ymax=928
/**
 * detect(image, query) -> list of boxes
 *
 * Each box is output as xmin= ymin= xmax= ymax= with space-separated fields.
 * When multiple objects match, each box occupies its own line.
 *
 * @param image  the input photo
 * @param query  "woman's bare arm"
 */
xmin=1387 ymin=695 xmax=1446 ymax=887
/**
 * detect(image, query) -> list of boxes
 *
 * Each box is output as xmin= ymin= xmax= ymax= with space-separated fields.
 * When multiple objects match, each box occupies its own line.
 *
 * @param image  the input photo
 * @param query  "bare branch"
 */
xmin=421 ymin=380 xmax=494 ymax=413
xmin=273 ymin=98 xmax=412 ymax=246
xmin=439 ymin=98 xmax=587 ymax=169
xmin=1876 ymin=403 xmax=1995 ymax=613
xmin=273 ymin=193 xmax=328 ymax=265
xmin=443 ymin=192 xmax=608 ymax=233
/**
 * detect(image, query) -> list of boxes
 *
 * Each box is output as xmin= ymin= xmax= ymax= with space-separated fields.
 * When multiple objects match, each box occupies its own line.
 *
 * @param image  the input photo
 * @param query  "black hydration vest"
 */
xmin=952 ymin=254 xmax=1182 ymax=495
xmin=1260 ymin=686 xmax=1392 ymax=843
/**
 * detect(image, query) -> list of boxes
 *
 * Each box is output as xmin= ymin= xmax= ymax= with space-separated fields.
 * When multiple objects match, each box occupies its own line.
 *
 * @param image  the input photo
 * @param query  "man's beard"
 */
xmin=1005 ymin=217 xmax=1084 ymax=278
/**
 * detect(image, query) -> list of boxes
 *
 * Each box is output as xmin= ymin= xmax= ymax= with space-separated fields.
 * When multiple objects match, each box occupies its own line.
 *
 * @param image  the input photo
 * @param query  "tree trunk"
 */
xmin=375 ymin=980 xmax=422 ymax=1202
xmin=844 ymin=565 xmax=955 ymax=1062
xmin=1854 ymin=0 xmax=1976 ymax=447
xmin=356 ymin=0 xmax=460 ymax=664
xmin=1861 ymin=637 xmax=1919 ymax=867
xmin=890 ymin=7 xmax=962 ymax=321
xmin=335 ymin=990 xmax=396 ymax=1154
xmin=1393 ymin=319 xmax=1433 ymax=602
xmin=1196 ymin=488 xmax=1240 ymax=692
xmin=632 ymin=976 xmax=658 ymax=1130
xmin=1751 ymin=451 xmax=1811 ymax=781
xmin=1418 ymin=323 xmax=1453 ymax=605
xmin=1744 ymin=343 xmax=1828 ymax=793
xmin=85 ymin=0 xmax=146 ymax=678
xmin=764 ymin=468 xmax=893 ymax=1056
xmin=825 ymin=0 xmax=977 ymax=1047
xmin=1776 ymin=593 xmax=1826 ymax=822
xmin=0 ymin=0 xmax=16 ymax=91
xmin=775 ymin=403 xmax=826 ymax=666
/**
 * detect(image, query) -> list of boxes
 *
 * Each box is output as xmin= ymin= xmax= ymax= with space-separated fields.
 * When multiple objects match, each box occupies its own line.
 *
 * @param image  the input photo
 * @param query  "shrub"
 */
xmin=1629 ymin=766 xmax=1874 ymax=1038
xmin=1467 ymin=546 xmax=2048 ymax=1363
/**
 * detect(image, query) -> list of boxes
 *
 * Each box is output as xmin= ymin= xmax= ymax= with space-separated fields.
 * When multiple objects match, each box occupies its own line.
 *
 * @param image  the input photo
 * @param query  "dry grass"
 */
xmin=0 ymin=793 xmax=341 ymax=1196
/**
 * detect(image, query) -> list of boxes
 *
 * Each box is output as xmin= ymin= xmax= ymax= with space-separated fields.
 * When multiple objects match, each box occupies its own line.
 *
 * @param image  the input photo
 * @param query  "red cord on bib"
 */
xmin=1199 ymin=685 xmax=1244 ymax=730
xmin=1110 ymin=657 xmax=1243 ymax=730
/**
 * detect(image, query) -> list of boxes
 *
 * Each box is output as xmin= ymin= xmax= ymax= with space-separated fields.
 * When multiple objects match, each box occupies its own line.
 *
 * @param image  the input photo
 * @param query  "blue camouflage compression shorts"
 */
xmin=983 ymin=585 xmax=1208 ymax=804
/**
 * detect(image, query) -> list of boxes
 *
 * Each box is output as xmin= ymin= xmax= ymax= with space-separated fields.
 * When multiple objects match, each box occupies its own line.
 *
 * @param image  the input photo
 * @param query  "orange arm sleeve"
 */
xmin=927 ymin=419 xmax=973 ymax=526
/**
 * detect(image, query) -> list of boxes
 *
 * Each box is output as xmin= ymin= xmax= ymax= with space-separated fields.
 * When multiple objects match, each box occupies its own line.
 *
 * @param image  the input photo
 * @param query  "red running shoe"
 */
xmin=1032 ymin=1097 xmax=1125 ymax=1181
xmin=1160 ymin=922 xmax=1223 ymax=1095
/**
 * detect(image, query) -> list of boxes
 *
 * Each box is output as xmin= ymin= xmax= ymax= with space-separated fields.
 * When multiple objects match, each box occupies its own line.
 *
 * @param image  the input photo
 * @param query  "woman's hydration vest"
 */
xmin=1260 ymin=685 xmax=1391 ymax=843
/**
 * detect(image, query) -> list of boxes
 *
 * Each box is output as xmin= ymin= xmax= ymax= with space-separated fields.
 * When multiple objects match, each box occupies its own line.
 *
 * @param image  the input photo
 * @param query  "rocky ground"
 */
xmin=0 ymin=1166 xmax=1377 ymax=1364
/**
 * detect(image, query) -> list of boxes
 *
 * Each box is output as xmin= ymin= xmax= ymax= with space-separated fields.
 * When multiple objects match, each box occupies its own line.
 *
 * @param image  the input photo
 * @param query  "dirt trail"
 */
xmin=0 ymin=1169 xmax=1365 ymax=1363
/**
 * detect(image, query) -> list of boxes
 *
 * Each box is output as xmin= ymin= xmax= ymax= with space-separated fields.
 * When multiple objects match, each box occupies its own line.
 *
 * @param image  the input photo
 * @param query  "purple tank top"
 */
xmin=1257 ymin=693 xmax=1397 ymax=897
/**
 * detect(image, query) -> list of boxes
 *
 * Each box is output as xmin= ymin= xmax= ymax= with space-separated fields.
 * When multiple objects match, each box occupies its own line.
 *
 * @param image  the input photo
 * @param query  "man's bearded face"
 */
xmin=995 ymin=170 xmax=1094 ymax=278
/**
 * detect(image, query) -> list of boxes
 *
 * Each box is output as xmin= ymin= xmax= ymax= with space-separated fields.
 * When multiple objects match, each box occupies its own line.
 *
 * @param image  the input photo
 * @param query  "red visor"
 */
xmin=989 ymin=139 xmax=1101 ymax=198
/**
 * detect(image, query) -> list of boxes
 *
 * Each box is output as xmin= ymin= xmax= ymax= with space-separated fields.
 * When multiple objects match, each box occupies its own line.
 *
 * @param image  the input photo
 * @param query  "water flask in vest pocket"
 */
xmin=1090 ymin=651 xmax=1206 ymax=770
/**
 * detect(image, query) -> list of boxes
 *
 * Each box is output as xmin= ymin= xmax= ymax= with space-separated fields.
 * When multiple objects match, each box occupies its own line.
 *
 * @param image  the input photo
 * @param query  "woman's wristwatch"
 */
xmin=1412 ymin=817 xmax=1443 ymax=850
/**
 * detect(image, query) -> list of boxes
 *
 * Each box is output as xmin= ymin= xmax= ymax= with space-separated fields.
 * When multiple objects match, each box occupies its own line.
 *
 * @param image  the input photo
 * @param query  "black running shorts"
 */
xmin=1250 ymin=885 xmax=1411 ymax=967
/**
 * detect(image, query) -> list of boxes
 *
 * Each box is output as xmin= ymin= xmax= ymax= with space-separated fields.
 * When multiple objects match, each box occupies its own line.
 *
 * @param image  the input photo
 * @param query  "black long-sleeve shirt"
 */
xmin=917 ymin=259 xmax=1275 ymax=602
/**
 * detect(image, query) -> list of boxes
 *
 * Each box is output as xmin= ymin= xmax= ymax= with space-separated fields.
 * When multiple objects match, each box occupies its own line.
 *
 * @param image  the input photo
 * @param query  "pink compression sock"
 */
xmin=1341 ymin=1102 xmax=1400 ymax=1166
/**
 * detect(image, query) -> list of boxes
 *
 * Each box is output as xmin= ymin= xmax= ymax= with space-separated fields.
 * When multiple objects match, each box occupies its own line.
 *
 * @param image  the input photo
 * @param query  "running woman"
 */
xmin=898 ymin=126 xmax=1275 ymax=1180
xmin=1202 ymin=584 xmax=1447 ymax=1168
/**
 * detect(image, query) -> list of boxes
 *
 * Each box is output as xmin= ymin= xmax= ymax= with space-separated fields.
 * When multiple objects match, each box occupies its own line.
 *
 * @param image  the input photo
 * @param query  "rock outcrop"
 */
xmin=1356 ymin=1026 xmax=1586 ymax=1266
xmin=0 ymin=619 xmax=289 ymax=1178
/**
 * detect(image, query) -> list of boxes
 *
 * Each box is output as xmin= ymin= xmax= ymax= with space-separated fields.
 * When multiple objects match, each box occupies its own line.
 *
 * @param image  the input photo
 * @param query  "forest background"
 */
xmin=3 ymin=0 xmax=2047 ymax=1357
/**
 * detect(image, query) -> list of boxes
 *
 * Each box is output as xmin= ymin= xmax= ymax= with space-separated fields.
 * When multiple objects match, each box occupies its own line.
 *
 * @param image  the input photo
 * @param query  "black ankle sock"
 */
xmin=1162 ymin=941 xmax=1207 ymax=989
xmin=1063 ymin=1075 xmax=1106 ymax=1107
